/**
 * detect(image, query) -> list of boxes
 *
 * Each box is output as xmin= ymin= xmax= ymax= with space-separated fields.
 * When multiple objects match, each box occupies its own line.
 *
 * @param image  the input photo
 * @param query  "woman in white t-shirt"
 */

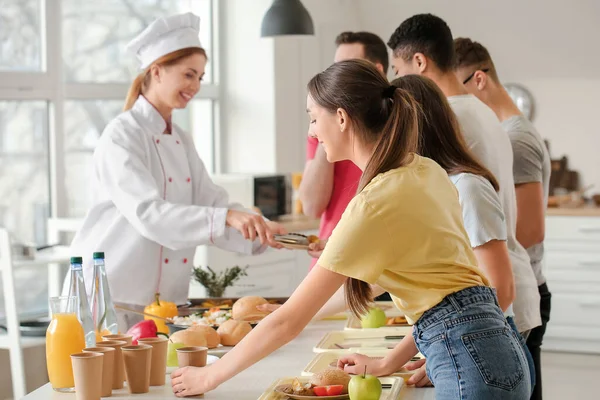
xmin=392 ymin=75 xmax=535 ymax=391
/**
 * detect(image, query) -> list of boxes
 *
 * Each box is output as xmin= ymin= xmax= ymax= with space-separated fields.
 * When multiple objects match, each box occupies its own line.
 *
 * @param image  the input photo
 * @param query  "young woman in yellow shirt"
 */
xmin=171 ymin=60 xmax=531 ymax=399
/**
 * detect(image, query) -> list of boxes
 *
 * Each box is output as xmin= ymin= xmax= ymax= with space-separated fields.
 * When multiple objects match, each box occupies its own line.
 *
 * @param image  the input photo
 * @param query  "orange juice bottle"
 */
xmin=46 ymin=296 xmax=85 ymax=392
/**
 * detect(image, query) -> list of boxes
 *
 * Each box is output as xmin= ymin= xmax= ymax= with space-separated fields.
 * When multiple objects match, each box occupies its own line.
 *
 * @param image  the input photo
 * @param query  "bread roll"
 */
xmin=187 ymin=325 xmax=221 ymax=349
xmin=169 ymin=329 xmax=207 ymax=347
xmin=217 ymin=319 xmax=252 ymax=346
xmin=232 ymin=296 xmax=269 ymax=321
xmin=309 ymin=368 xmax=351 ymax=393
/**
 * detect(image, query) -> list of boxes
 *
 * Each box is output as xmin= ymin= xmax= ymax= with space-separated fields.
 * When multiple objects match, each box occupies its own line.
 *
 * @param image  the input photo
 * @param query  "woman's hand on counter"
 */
xmin=337 ymin=353 xmax=389 ymax=376
xmin=226 ymin=210 xmax=286 ymax=248
xmin=171 ymin=365 xmax=218 ymax=397
xmin=404 ymin=359 xmax=433 ymax=387
xmin=307 ymin=239 xmax=326 ymax=258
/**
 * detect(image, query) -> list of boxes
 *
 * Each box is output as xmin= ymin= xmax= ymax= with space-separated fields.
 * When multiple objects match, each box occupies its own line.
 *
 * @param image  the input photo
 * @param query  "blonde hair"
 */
xmin=123 ymin=47 xmax=207 ymax=111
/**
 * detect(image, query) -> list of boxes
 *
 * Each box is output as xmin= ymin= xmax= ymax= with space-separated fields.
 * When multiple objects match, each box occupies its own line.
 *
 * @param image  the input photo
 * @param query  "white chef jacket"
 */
xmin=64 ymin=95 xmax=266 ymax=306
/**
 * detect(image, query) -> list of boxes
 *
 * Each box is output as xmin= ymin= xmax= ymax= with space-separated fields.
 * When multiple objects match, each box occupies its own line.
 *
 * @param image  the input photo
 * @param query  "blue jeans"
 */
xmin=413 ymin=286 xmax=531 ymax=399
xmin=506 ymin=316 xmax=536 ymax=395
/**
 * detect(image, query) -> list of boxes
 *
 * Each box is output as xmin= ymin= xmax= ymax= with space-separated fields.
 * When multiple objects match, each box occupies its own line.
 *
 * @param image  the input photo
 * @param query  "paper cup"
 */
xmin=71 ymin=352 xmax=103 ymax=400
xmin=83 ymin=347 xmax=115 ymax=397
xmin=138 ymin=337 xmax=168 ymax=386
xmin=96 ymin=340 xmax=127 ymax=389
xmin=103 ymin=334 xmax=133 ymax=346
xmin=122 ymin=344 xmax=152 ymax=394
xmin=176 ymin=346 xmax=208 ymax=368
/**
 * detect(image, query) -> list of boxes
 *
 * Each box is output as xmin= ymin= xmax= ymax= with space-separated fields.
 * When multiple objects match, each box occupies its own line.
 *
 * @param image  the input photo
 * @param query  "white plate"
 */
xmin=166 ymin=354 xmax=219 ymax=374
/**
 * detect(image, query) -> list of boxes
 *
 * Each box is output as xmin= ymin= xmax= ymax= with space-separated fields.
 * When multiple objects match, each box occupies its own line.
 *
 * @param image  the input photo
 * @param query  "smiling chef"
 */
xmin=63 ymin=12 xmax=285 ymax=331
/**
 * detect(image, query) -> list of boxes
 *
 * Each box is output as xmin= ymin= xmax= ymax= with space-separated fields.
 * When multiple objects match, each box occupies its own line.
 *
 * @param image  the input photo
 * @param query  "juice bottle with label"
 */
xmin=46 ymin=296 xmax=85 ymax=392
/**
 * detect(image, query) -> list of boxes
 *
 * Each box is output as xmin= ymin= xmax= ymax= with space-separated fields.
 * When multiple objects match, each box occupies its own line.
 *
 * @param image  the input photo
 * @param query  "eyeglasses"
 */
xmin=462 ymin=68 xmax=489 ymax=84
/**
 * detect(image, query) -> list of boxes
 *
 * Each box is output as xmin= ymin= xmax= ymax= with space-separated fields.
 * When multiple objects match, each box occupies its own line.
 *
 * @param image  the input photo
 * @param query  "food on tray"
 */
xmin=169 ymin=329 xmax=208 ymax=348
xmin=217 ymin=319 xmax=252 ymax=346
xmin=348 ymin=369 xmax=382 ymax=400
xmin=309 ymin=368 xmax=351 ymax=394
xmin=187 ymin=325 xmax=221 ymax=348
xmin=171 ymin=307 xmax=232 ymax=327
xmin=385 ymin=316 xmax=408 ymax=325
xmin=280 ymin=378 xmax=316 ymax=396
xmin=199 ymin=299 xmax=234 ymax=308
xmin=144 ymin=293 xmax=178 ymax=334
xmin=232 ymin=296 xmax=270 ymax=321
xmin=360 ymin=307 xmax=387 ymax=329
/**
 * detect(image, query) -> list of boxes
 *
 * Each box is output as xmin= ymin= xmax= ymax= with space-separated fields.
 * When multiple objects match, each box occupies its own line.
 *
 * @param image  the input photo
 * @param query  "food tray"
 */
xmin=258 ymin=376 xmax=403 ymax=400
xmin=302 ymin=350 xmax=421 ymax=383
xmin=314 ymin=330 xmax=411 ymax=353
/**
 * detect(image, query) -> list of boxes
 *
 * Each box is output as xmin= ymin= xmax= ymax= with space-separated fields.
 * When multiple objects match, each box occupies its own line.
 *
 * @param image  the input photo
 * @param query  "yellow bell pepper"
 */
xmin=144 ymin=293 xmax=178 ymax=334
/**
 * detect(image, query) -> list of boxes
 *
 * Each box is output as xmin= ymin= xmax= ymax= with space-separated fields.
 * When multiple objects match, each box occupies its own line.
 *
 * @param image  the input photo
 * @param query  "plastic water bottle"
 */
xmin=68 ymin=256 xmax=95 ymax=347
xmin=90 ymin=252 xmax=118 ymax=339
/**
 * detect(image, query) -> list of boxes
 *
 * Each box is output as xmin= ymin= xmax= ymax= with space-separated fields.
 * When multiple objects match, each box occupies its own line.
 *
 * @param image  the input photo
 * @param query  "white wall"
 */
xmin=222 ymin=0 xmax=600 ymax=189
xmin=355 ymin=0 xmax=600 ymax=189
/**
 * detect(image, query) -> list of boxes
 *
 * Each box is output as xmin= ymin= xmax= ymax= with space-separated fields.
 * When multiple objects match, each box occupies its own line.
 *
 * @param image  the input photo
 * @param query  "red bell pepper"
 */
xmin=126 ymin=319 xmax=158 ymax=345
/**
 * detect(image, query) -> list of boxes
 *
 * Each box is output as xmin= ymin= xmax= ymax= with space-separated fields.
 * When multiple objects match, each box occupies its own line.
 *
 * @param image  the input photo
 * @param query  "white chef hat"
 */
xmin=126 ymin=12 xmax=202 ymax=70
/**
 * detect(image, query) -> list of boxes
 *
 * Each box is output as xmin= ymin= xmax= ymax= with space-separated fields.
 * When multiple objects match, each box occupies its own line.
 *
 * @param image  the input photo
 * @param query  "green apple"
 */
xmin=348 ymin=369 xmax=382 ymax=400
xmin=360 ymin=307 xmax=387 ymax=328
xmin=167 ymin=342 xmax=186 ymax=367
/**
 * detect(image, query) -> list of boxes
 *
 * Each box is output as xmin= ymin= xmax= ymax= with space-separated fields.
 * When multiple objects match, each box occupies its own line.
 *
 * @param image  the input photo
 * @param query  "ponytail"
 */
xmin=306 ymin=59 xmax=420 ymax=319
xmin=357 ymin=87 xmax=420 ymax=192
xmin=345 ymin=88 xmax=420 ymax=318
xmin=123 ymin=71 xmax=149 ymax=111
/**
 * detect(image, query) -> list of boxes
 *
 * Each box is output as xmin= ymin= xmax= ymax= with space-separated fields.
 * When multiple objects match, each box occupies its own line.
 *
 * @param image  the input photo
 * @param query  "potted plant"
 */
xmin=192 ymin=265 xmax=249 ymax=298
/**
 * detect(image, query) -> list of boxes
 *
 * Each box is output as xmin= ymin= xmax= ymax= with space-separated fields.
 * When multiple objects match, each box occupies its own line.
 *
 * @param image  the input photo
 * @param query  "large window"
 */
xmin=0 ymin=0 xmax=220 ymax=319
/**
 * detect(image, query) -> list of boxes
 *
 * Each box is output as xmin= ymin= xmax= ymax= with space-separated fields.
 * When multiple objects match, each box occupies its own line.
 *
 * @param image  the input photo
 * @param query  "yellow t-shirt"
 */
xmin=318 ymin=154 xmax=490 ymax=324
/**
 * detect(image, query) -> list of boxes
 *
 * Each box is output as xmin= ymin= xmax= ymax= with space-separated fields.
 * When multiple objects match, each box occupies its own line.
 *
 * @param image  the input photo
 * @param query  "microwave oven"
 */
xmin=209 ymin=173 xmax=288 ymax=220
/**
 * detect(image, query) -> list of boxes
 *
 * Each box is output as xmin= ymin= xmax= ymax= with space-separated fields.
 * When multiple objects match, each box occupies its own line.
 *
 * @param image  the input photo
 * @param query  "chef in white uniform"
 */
xmin=64 ymin=12 xmax=285 ymax=330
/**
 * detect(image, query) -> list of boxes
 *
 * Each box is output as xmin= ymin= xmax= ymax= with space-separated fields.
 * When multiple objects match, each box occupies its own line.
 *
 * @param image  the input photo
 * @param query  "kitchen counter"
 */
xmin=546 ymin=205 xmax=600 ymax=217
xmin=24 ymin=320 xmax=434 ymax=400
xmin=276 ymin=214 xmax=321 ymax=233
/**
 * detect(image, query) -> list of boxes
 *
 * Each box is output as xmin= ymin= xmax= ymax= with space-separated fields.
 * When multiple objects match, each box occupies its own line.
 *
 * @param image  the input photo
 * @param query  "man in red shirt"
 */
xmin=300 ymin=31 xmax=389 ymax=272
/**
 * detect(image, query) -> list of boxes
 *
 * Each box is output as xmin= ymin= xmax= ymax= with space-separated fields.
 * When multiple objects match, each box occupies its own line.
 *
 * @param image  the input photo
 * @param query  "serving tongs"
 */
xmin=273 ymin=233 xmax=319 ymax=249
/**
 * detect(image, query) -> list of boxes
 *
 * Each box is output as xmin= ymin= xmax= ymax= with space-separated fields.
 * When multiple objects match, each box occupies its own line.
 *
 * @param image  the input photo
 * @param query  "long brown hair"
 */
xmin=307 ymin=59 xmax=420 ymax=317
xmin=391 ymin=75 xmax=499 ymax=191
xmin=123 ymin=47 xmax=207 ymax=111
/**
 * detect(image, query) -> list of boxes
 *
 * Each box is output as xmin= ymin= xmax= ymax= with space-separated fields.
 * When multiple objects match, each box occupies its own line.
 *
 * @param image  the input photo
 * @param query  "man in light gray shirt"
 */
xmin=454 ymin=37 xmax=551 ymax=400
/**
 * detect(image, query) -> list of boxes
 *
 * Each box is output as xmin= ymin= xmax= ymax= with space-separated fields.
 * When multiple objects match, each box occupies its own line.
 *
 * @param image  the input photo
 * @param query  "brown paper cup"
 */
xmin=96 ymin=340 xmax=127 ymax=389
xmin=103 ymin=334 xmax=133 ymax=346
xmin=122 ymin=344 xmax=152 ymax=394
xmin=83 ymin=347 xmax=115 ymax=397
xmin=176 ymin=347 xmax=208 ymax=368
xmin=138 ymin=337 xmax=168 ymax=386
xmin=71 ymin=352 xmax=103 ymax=400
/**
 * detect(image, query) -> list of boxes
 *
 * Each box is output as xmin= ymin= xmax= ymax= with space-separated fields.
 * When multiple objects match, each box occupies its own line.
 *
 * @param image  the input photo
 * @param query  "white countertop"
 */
xmin=24 ymin=320 xmax=434 ymax=400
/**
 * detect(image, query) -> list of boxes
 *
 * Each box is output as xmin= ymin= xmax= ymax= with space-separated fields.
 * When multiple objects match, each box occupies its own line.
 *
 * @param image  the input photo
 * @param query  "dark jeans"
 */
xmin=526 ymin=283 xmax=551 ymax=400
xmin=374 ymin=292 xmax=392 ymax=301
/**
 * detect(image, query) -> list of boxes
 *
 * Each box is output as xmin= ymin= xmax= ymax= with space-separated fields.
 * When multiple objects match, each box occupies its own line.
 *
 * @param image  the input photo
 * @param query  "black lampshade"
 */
xmin=260 ymin=0 xmax=315 ymax=37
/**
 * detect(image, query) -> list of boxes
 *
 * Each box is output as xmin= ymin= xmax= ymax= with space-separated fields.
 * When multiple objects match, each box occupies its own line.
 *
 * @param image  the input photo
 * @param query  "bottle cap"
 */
xmin=70 ymin=256 xmax=83 ymax=264
xmin=93 ymin=252 xmax=105 ymax=259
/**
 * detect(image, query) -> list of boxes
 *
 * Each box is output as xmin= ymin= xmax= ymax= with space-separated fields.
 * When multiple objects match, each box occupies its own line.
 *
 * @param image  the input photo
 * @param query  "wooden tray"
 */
xmin=302 ymin=350 xmax=420 ymax=383
xmin=314 ymin=330 xmax=410 ymax=352
xmin=257 ymin=376 xmax=403 ymax=400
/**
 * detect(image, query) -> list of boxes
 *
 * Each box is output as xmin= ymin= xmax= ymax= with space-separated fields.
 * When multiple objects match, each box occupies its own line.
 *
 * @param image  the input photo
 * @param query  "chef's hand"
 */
xmin=226 ymin=210 xmax=283 ymax=247
xmin=404 ymin=359 xmax=433 ymax=387
xmin=256 ymin=303 xmax=281 ymax=313
xmin=171 ymin=366 xmax=217 ymax=397
xmin=307 ymin=239 xmax=326 ymax=258
xmin=337 ymin=353 xmax=388 ymax=376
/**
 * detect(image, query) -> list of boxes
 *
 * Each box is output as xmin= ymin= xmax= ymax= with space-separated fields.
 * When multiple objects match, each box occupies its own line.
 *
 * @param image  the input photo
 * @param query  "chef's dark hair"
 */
xmin=124 ymin=47 xmax=207 ymax=111
xmin=307 ymin=59 xmax=419 ymax=317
